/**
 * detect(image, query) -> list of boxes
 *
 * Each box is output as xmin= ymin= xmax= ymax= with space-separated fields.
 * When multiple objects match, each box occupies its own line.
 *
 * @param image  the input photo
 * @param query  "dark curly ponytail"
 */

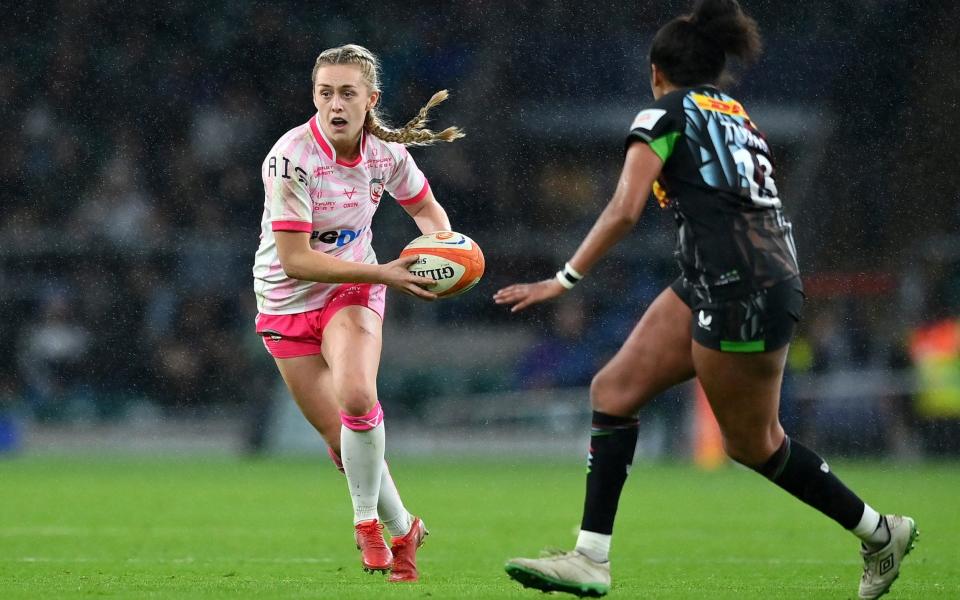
xmin=649 ymin=0 xmax=762 ymax=87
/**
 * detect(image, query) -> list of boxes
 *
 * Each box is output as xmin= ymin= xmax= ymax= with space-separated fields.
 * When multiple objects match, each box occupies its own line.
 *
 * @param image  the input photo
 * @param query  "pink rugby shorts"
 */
xmin=255 ymin=283 xmax=386 ymax=359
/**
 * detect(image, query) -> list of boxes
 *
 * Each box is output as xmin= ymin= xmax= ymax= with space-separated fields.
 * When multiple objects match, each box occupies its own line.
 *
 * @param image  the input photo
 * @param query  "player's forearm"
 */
xmin=280 ymin=249 xmax=384 ymax=284
xmin=409 ymin=197 xmax=452 ymax=234
xmin=568 ymin=204 xmax=637 ymax=276
xmin=567 ymin=145 xmax=655 ymax=276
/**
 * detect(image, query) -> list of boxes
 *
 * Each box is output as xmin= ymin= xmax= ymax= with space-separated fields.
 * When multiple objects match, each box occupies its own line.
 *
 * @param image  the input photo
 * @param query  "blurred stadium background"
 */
xmin=2 ymin=0 xmax=959 ymax=461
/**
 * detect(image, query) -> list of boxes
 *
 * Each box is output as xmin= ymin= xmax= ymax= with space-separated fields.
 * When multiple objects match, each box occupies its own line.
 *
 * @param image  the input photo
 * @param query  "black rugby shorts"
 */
xmin=670 ymin=277 xmax=805 ymax=353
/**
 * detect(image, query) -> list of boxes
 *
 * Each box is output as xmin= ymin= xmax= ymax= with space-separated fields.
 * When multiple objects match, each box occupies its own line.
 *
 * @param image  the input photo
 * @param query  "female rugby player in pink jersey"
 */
xmin=252 ymin=44 xmax=462 ymax=582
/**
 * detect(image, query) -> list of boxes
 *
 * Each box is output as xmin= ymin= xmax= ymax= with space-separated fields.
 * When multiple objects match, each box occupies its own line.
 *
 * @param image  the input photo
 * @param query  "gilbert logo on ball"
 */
xmin=399 ymin=231 xmax=485 ymax=298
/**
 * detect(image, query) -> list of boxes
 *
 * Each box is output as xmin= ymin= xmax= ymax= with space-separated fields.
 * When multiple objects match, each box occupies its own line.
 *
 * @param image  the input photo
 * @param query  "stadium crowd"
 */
xmin=2 ymin=1 xmax=957 ymax=455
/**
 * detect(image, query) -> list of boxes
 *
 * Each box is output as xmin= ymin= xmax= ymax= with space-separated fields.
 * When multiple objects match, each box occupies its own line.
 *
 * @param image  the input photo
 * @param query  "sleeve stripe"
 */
xmin=647 ymin=132 xmax=681 ymax=163
xmin=271 ymin=220 xmax=313 ymax=232
xmin=628 ymin=129 xmax=655 ymax=143
xmin=627 ymin=131 xmax=681 ymax=163
xmin=397 ymin=179 xmax=430 ymax=206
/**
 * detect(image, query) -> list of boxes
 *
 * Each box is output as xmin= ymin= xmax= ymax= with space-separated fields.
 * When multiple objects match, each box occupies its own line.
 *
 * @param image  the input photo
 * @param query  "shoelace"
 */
xmin=357 ymin=522 xmax=387 ymax=546
xmin=861 ymin=553 xmax=879 ymax=579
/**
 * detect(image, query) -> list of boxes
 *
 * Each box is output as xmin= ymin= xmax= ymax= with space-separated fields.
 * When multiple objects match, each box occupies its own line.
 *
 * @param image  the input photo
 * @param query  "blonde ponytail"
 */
xmin=365 ymin=90 xmax=465 ymax=146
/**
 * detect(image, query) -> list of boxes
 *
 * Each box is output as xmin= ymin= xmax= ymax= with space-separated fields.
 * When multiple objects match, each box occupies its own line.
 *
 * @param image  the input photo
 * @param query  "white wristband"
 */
xmin=556 ymin=262 xmax=583 ymax=290
xmin=564 ymin=262 xmax=583 ymax=281
xmin=555 ymin=270 xmax=576 ymax=290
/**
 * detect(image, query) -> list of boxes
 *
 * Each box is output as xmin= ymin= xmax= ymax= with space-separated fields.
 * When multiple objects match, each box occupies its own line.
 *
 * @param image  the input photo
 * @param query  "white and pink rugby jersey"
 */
xmin=253 ymin=115 xmax=430 ymax=314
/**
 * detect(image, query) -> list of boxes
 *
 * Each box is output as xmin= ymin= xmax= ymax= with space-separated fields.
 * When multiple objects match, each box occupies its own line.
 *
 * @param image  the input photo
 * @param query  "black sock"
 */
xmin=580 ymin=411 xmax=639 ymax=535
xmin=754 ymin=436 xmax=865 ymax=529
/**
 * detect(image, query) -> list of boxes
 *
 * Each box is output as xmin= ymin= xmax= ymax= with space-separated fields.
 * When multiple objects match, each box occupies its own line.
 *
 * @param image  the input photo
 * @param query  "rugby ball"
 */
xmin=399 ymin=231 xmax=485 ymax=298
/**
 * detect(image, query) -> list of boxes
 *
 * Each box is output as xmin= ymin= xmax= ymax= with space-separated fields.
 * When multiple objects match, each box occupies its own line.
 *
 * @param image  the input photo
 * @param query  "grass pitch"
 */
xmin=0 ymin=456 xmax=957 ymax=598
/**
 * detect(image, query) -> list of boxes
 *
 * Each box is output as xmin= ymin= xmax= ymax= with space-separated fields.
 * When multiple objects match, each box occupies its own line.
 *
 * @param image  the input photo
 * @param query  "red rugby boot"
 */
xmin=354 ymin=519 xmax=392 ymax=573
xmin=388 ymin=517 xmax=428 ymax=582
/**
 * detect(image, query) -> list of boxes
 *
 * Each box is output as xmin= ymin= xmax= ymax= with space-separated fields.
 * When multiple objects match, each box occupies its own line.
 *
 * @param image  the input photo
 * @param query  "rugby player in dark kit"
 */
xmin=495 ymin=1 xmax=916 ymax=597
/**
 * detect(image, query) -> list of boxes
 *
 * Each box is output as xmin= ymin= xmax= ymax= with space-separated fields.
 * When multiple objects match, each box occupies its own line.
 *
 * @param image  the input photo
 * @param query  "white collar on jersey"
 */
xmin=309 ymin=113 xmax=367 ymax=168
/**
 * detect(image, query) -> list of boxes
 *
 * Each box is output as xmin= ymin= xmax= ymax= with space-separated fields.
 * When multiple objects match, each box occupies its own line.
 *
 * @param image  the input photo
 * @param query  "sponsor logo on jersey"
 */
xmin=369 ymin=177 xmax=385 ymax=204
xmin=631 ymin=108 xmax=667 ymax=131
xmin=716 ymin=270 xmax=741 ymax=286
xmin=313 ymin=166 xmax=333 ymax=177
xmin=311 ymin=226 xmax=367 ymax=247
xmin=312 ymin=200 xmax=335 ymax=212
xmin=343 ymin=187 xmax=357 ymax=200
xmin=692 ymin=93 xmax=749 ymax=119
xmin=366 ymin=156 xmax=395 ymax=169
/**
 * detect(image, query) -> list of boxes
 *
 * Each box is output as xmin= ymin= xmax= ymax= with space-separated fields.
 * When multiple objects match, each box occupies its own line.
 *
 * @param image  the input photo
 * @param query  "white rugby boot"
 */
xmin=505 ymin=550 xmax=611 ymax=597
xmin=858 ymin=515 xmax=918 ymax=599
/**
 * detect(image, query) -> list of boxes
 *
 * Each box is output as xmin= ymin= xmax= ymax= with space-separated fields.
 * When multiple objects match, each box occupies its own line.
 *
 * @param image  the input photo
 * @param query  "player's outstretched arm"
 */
xmin=276 ymin=231 xmax=437 ymax=300
xmin=494 ymin=142 xmax=663 ymax=313
xmin=564 ymin=143 xmax=662 ymax=276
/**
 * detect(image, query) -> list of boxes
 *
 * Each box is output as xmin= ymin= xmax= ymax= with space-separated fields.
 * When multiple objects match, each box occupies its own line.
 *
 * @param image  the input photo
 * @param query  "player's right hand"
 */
xmin=493 ymin=278 xmax=566 ymax=313
xmin=381 ymin=255 xmax=439 ymax=301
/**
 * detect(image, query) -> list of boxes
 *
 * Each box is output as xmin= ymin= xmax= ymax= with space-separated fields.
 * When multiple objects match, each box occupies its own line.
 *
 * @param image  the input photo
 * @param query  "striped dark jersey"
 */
xmin=626 ymin=86 xmax=799 ymax=298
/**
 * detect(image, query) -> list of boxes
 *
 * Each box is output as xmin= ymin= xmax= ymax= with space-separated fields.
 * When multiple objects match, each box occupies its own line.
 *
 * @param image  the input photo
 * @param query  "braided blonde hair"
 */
xmin=312 ymin=44 xmax=464 ymax=146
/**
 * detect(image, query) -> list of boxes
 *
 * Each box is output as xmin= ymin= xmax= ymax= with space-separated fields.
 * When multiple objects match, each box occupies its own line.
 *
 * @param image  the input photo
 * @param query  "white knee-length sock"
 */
xmin=327 ymin=446 xmax=409 ymax=534
xmin=340 ymin=422 xmax=385 ymax=524
xmin=378 ymin=462 xmax=412 ymax=537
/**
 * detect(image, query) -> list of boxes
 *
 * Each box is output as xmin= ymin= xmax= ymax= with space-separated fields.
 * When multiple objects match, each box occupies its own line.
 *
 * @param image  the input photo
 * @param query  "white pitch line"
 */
xmin=8 ymin=557 xmax=335 ymax=564
xmin=0 ymin=527 xmax=302 ymax=537
xmin=637 ymin=556 xmax=862 ymax=566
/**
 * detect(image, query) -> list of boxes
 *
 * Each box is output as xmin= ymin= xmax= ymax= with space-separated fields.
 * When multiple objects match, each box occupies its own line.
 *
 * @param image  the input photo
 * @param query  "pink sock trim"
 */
xmin=326 ymin=446 xmax=344 ymax=473
xmin=340 ymin=402 xmax=384 ymax=431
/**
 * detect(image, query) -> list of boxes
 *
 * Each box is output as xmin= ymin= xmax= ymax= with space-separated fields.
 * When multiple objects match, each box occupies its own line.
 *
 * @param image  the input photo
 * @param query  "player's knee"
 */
xmin=589 ymin=370 xmax=613 ymax=409
xmin=338 ymin=385 xmax=377 ymax=417
xmin=721 ymin=427 xmax=783 ymax=468
xmin=722 ymin=438 xmax=762 ymax=467
xmin=590 ymin=370 xmax=634 ymax=414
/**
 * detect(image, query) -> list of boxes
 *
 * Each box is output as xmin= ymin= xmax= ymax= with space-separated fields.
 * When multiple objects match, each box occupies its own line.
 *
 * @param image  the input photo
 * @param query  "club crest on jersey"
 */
xmin=369 ymin=177 xmax=385 ymax=205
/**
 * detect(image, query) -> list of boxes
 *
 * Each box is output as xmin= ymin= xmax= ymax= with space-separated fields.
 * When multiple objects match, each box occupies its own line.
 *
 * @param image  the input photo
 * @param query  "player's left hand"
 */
xmin=493 ymin=278 xmax=566 ymax=313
